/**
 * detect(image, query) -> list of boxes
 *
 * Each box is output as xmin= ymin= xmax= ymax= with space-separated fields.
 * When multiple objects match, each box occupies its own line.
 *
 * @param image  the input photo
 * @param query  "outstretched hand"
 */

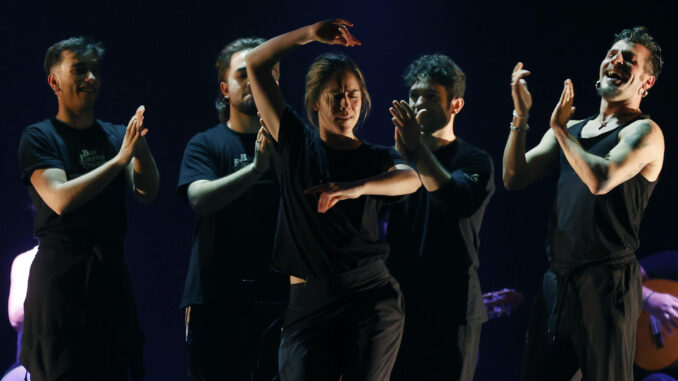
xmin=304 ymin=181 xmax=363 ymax=213
xmin=550 ymin=79 xmax=576 ymax=133
xmin=511 ymin=62 xmax=532 ymax=117
xmin=309 ymin=19 xmax=362 ymax=47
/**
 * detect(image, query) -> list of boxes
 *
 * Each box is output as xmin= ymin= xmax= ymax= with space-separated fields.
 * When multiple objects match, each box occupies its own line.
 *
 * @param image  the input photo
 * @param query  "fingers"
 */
xmin=390 ymin=100 xmax=415 ymax=125
xmin=511 ymin=62 xmax=531 ymax=86
xmin=512 ymin=62 xmax=523 ymax=74
xmin=415 ymin=108 xmax=428 ymax=125
xmin=258 ymin=113 xmax=271 ymax=134
xmin=338 ymin=24 xmax=361 ymax=46
xmin=334 ymin=19 xmax=354 ymax=27
xmin=128 ymin=105 xmax=147 ymax=137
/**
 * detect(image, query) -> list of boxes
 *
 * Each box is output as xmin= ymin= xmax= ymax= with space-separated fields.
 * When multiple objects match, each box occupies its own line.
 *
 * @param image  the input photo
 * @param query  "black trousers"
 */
xmin=523 ymin=262 xmax=642 ymax=381
xmin=186 ymin=299 xmax=285 ymax=381
xmin=391 ymin=321 xmax=481 ymax=381
xmin=21 ymin=240 xmax=143 ymax=381
xmin=278 ymin=261 xmax=404 ymax=381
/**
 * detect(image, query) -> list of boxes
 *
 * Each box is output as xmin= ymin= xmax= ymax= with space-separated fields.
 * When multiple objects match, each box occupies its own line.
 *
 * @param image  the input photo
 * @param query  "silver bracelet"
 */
xmin=509 ymin=122 xmax=529 ymax=131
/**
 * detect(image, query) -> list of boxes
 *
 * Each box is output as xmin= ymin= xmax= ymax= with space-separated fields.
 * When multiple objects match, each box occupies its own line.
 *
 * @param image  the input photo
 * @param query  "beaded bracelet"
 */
xmin=509 ymin=123 xmax=530 ymax=131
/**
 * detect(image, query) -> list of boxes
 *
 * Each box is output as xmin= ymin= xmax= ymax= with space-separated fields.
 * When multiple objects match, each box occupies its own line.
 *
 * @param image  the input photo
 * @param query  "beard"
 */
xmin=233 ymin=96 xmax=257 ymax=116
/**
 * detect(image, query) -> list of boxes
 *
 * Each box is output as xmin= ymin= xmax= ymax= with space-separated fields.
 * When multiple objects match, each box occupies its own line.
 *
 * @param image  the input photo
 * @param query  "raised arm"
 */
xmin=30 ymin=111 xmax=144 ymax=215
xmin=549 ymin=79 xmax=664 ymax=195
xmin=187 ymin=128 xmax=274 ymax=215
xmin=304 ymin=165 xmax=420 ymax=214
xmin=502 ymin=62 xmax=560 ymax=190
xmin=246 ymin=19 xmax=361 ymax=141
xmin=124 ymin=106 xmax=159 ymax=203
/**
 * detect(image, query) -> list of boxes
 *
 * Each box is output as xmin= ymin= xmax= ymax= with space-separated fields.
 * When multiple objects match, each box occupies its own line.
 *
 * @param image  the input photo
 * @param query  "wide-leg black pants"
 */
xmin=523 ymin=261 xmax=642 ymax=381
xmin=278 ymin=261 xmax=404 ymax=381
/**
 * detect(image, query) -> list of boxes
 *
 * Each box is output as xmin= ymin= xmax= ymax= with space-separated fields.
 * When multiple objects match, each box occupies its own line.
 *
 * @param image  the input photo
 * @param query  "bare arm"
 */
xmin=304 ymin=164 xmax=421 ymax=213
xmin=502 ymin=62 xmax=560 ymax=190
xmin=187 ymin=128 xmax=273 ymax=215
xmin=550 ymin=79 xmax=664 ymax=195
xmin=247 ymin=19 xmax=360 ymax=141
xmin=127 ymin=138 xmax=159 ymax=202
xmin=31 ymin=108 xmax=144 ymax=215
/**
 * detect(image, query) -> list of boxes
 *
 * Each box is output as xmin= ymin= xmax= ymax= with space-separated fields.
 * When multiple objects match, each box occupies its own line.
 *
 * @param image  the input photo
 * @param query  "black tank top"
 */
xmin=547 ymin=116 xmax=656 ymax=274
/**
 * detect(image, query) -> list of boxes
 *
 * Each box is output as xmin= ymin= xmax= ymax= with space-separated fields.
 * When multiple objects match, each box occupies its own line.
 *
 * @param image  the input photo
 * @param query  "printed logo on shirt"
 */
xmin=233 ymin=153 xmax=252 ymax=169
xmin=464 ymin=173 xmax=480 ymax=183
xmin=79 ymin=149 xmax=107 ymax=170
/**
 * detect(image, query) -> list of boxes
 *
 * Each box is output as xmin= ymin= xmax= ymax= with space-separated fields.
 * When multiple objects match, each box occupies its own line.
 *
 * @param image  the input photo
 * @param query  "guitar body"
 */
xmin=635 ymin=279 xmax=678 ymax=371
xmin=1 ymin=364 xmax=30 ymax=381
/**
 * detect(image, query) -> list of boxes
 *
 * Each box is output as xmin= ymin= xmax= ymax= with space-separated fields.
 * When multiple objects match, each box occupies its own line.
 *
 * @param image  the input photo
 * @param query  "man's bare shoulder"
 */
xmin=619 ymin=118 xmax=664 ymax=147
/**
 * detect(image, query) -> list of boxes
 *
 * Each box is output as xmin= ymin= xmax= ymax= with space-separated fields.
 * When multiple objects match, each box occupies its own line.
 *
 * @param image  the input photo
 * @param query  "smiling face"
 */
xmin=49 ymin=50 xmax=101 ymax=111
xmin=315 ymin=69 xmax=362 ymax=137
xmin=597 ymin=39 xmax=654 ymax=101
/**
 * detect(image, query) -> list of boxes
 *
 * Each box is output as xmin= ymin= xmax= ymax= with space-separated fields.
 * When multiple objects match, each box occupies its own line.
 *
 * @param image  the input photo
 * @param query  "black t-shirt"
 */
xmin=548 ymin=117 xmax=656 ymax=275
xmin=177 ymin=123 xmax=280 ymax=307
xmin=386 ymin=139 xmax=494 ymax=324
xmin=18 ymin=118 xmax=127 ymax=244
xmin=272 ymin=107 xmax=406 ymax=279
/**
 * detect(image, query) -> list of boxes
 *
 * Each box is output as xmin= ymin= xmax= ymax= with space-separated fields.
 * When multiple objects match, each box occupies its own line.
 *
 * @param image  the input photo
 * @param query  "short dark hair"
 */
xmin=613 ymin=26 xmax=663 ymax=78
xmin=304 ymin=53 xmax=371 ymax=129
xmin=44 ymin=37 xmax=105 ymax=76
xmin=404 ymin=54 xmax=466 ymax=100
xmin=214 ymin=37 xmax=266 ymax=123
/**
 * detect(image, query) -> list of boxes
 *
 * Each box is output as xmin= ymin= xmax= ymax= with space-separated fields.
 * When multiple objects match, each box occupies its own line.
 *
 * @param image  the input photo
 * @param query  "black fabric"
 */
xmin=523 ymin=264 xmax=642 ymax=381
xmin=548 ymin=116 xmax=656 ymax=275
xmin=391 ymin=322 xmax=481 ymax=381
xmin=272 ymin=107 xmax=406 ymax=279
xmin=185 ymin=302 xmax=285 ymax=381
xmin=387 ymin=139 xmax=494 ymax=325
xmin=18 ymin=118 xmax=127 ymax=243
xmin=177 ymin=123 xmax=281 ymax=307
xmin=278 ymin=261 xmax=404 ymax=381
xmin=20 ymin=239 xmax=144 ymax=381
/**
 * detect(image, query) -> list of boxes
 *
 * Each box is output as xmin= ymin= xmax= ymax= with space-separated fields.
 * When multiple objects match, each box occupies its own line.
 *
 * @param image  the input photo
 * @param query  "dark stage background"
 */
xmin=1 ymin=0 xmax=676 ymax=379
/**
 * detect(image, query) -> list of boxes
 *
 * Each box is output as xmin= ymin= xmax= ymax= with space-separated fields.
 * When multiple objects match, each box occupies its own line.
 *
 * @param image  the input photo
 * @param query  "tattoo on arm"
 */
xmin=622 ymin=122 xmax=652 ymax=150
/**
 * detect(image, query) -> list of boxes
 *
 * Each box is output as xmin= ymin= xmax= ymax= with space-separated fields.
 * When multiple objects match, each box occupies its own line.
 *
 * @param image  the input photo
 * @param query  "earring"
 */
xmin=224 ymin=95 xmax=229 ymax=103
xmin=642 ymin=88 xmax=649 ymax=97
xmin=595 ymin=80 xmax=601 ymax=89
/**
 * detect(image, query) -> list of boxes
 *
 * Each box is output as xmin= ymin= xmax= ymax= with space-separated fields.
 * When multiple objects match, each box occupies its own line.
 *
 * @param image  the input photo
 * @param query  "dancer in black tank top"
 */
xmin=503 ymin=27 xmax=665 ymax=381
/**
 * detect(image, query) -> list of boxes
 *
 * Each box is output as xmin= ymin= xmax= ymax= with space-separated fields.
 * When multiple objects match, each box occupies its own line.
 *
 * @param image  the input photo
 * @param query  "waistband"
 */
xmin=290 ymin=260 xmax=392 ymax=301
xmin=551 ymin=250 xmax=637 ymax=276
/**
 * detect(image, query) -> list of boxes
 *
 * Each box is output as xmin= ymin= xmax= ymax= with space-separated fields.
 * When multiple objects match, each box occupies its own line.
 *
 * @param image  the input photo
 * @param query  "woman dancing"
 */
xmin=247 ymin=19 xmax=421 ymax=381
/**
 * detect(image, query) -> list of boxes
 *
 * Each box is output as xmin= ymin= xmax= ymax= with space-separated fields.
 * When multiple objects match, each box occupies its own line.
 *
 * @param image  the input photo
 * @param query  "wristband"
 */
xmin=643 ymin=290 xmax=655 ymax=308
xmin=509 ymin=123 xmax=530 ymax=131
